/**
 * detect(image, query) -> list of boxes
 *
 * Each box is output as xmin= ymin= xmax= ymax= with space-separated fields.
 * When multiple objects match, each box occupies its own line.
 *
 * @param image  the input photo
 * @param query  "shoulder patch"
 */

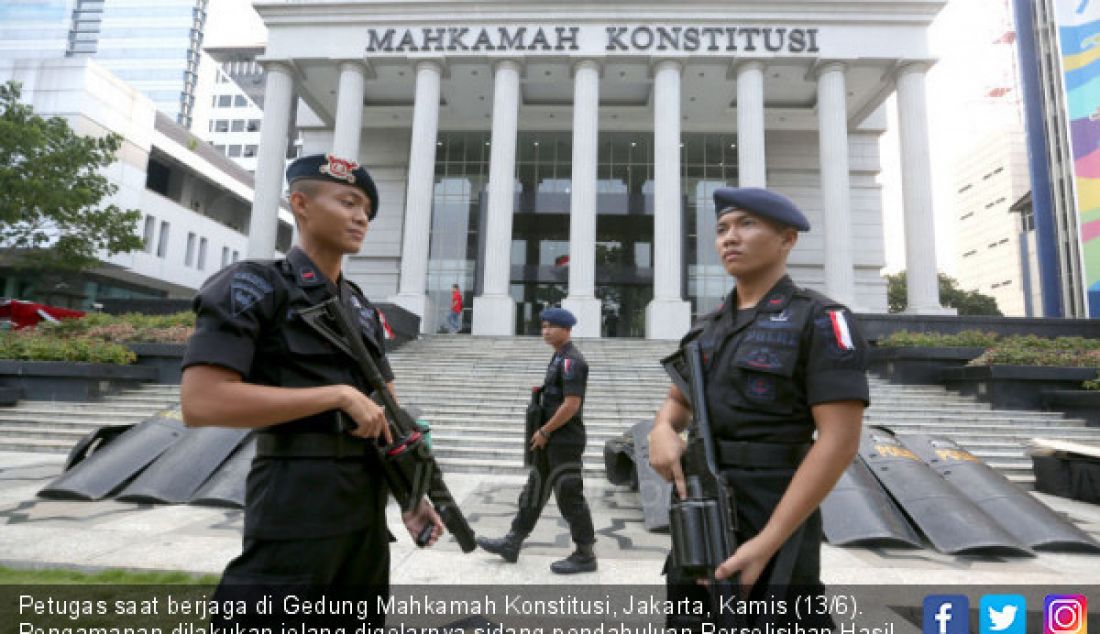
xmin=230 ymin=269 xmax=274 ymax=315
xmin=827 ymin=310 xmax=856 ymax=351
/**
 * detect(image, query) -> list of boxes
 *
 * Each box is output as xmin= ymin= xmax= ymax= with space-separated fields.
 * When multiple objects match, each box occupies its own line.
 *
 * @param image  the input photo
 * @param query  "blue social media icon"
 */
xmin=982 ymin=595 xmax=1027 ymax=634
xmin=925 ymin=595 xmax=970 ymax=634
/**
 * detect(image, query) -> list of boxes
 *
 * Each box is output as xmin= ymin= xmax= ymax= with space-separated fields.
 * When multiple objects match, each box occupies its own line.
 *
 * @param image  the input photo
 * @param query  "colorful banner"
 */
xmin=1056 ymin=0 xmax=1100 ymax=316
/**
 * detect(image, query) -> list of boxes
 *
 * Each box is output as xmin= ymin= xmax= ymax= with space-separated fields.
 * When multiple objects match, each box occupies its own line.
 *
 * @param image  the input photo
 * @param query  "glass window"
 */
xmin=234 ymin=95 xmax=248 ymax=107
xmin=156 ymin=221 xmax=170 ymax=258
xmin=228 ymin=145 xmax=242 ymax=157
xmin=231 ymin=120 xmax=244 ymax=132
xmin=197 ymin=237 xmax=207 ymax=271
xmin=247 ymin=119 xmax=260 ymax=132
xmin=243 ymin=145 xmax=257 ymax=157
xmin=185 ymin=232 xmax=195 ymax=266
xmin=217 ymin=95 xmax=232 ymax=107
xmin=142 ymin=216 xmax=155 ymax=252
xmin=214 ymin=120 xmax=229 ymax=132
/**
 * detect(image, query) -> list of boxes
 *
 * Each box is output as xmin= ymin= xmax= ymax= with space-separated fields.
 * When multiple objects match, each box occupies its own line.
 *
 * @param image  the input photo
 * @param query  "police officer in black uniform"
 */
xmin=476 ymin=307 xmax=598 ymax=574
xmin=180 ymin=153 xmax=443 ymax=627
xmin=650 ymin=187 xmax=868 ymax=627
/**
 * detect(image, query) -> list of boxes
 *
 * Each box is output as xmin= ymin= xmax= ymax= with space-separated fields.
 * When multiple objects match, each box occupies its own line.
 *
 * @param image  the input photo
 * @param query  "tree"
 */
xmin=0 ymin=81 xmax=143 ymax=271
xmin=885 ymin=271 xmax=1003 ymax=316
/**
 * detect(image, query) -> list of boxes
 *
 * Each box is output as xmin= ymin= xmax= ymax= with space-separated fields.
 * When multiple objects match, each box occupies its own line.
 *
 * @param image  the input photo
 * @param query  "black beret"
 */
xmin=286 ymin=153 xmax=380 ymax=220
xmin=539 ymin=307 xmax=577 ymax=328
xmin=713 ymin=187 xmax=810 ymax=232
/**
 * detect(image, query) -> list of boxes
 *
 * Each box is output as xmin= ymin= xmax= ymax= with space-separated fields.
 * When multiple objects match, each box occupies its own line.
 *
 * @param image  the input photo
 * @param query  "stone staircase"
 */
xmin=1 ymin=335 xmax=1098 ymax=488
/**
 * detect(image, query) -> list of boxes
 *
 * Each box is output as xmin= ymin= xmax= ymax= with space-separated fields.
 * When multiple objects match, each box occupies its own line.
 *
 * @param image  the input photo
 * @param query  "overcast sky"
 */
xmin=205 ymin=0 xmax=1018 ymax=277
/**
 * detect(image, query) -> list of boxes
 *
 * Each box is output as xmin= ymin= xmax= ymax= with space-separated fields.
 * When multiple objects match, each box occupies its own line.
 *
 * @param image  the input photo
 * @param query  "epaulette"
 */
xmin=794 ymin=286 xmax=848 ymax=311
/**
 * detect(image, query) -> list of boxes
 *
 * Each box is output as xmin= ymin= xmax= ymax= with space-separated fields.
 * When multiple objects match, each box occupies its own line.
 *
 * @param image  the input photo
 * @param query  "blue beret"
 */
xmin=539 ymin=307 xmax=577 ymax=328
xmin=286 ymin=153 xmax=380 ymax=220
xmin=713 ymin=187 xmax=810 ymax=232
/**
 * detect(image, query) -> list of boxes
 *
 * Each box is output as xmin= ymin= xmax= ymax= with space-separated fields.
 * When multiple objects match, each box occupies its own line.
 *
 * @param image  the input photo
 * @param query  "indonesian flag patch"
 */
xmin=562 ymin=358 xmax=576 ymax=380
xmin=378 ymin=309 xmax=395 ymax=340
xmin=827 ymin=310 xmax=855 ymax=351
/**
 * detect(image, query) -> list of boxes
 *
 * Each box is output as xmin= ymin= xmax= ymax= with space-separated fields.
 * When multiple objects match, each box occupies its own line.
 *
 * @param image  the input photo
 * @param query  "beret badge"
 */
xmin=320 ymin=154 xmax=358 ymax=184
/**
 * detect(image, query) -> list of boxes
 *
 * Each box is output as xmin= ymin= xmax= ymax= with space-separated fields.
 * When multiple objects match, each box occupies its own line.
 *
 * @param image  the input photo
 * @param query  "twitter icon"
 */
xmin=982 ymin=595 xmax=1027 ymax=634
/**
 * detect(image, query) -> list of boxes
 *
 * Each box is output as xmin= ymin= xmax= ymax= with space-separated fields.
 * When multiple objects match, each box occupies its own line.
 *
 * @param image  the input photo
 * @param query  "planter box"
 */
xmin=0 ymin=360 xmax=157 ymax=401
xmin=0 ymin=386 xmax=21 ymax=405
xmin=1042 ymin=390 xmax=1100 ymax=427
xmin=940 ymin=365 xmax=1098 ymax=410
xmin=1032 ymin=454 xmax=1100 ymax=504
xmin=857 ymin=313 xmax=1100 ymax=342
xmin=868 ymin=346 xmax=985 ymax=385
xmin=128 ymin=343 xmax=186 ymax=385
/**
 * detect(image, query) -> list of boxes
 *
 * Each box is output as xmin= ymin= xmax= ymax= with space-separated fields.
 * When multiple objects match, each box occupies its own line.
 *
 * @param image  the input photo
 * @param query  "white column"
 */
xmin=736 ymin=61 xmax=766 ymax=188
xmin=562 ymin=59 xmax=602 ymax=338
xmin=247 ymin=61 xmax=294 ymax=259
xmin=645 ymin=59 xmax=691 ymax=340
xmin=390 ymin=60 xmax=442 ymax=333
xmin=331 ymin=62 xmax=367 ymax=160
xmin=472 ymin=59 xmax=521 ymax=336
xmin=897 ymin=62 xmax=953 ymax=314
xmin=816 ymin=62 xmax=856 ymax=306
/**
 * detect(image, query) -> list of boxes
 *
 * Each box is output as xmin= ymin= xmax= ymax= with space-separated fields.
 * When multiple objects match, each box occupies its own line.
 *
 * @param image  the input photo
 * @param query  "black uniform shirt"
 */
xmin=181 ymin=247 xmax=394 ymax=539
xmin=681 ymin=275 xmax=869 ymax=445
xmin=540 ymin=341 xmax=588 ymax=429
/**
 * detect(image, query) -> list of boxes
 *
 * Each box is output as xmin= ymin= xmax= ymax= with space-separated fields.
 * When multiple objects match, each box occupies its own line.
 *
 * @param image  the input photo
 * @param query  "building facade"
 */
xmin=248 ymin=0 xmax=950 ymax=339
xmin=0 ymin=57 xmax=293 ymax=308
xmin=0 ymin=0 xmax=211 ymax=128
xmin=199 ymin=46 xmax=305 ymax=174
xmin=953 ymin=131 xmax=1032 ymax=316
xmin=1013 ymin=0 xmax=1095 ymax=317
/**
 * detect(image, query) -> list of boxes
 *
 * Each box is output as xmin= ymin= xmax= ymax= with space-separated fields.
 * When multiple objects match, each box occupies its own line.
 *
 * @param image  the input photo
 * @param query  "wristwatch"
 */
xmin=538 ymin=428 xmax=551 ymax=439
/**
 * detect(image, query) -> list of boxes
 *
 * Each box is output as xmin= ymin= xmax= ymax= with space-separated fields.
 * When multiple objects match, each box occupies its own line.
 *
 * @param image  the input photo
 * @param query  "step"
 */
xmin=0 ymin=414 xmax=157 ymax=426
xmin=435 ymin=457 xmax=606 ymax=477
xmin=0 ymin=405 xmax=166 ymax=418
xmin=0 ymin=437 xmax=74 ymax=453
xmin=0 ymin=426 xmax=92 ymax=440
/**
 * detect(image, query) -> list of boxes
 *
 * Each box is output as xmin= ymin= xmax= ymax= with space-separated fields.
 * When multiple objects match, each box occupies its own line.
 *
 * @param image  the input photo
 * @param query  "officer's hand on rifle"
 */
xmin=402 ymin=497 xmax=444 ymax=546
xmin=714 ymin=534 xmax=779 ymax=595
xmin=530 ymin=428 xmax=549 ymax=451
xmin=336 ymin=385 xmax=394 ymax=444
xmin=649 ymin=421 xmax=688 ymax=499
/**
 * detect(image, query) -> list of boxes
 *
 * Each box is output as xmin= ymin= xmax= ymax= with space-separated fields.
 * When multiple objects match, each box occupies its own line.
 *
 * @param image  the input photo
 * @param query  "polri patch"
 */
xmin=229 ymin=271 xmax=273 ymax=315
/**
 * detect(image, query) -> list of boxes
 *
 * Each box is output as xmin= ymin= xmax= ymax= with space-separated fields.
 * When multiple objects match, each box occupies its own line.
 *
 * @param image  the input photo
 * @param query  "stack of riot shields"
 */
xmin=606 ymin=423 xmax=1100 ymax=555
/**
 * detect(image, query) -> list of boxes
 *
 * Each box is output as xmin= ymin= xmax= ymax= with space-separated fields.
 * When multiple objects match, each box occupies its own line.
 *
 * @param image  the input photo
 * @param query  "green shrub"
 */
xmin=0 ymin=332 xmax=136 ymax=364
xmin=38 ymin=311 xmax=194 ymax=343
xmin=968 ymin=335 xmax=1100 ymax=368
xmin=878 ymin=330 xmax=1001 ymax=348
xmin=1082 ymin=373 xmax=1100 ymax=391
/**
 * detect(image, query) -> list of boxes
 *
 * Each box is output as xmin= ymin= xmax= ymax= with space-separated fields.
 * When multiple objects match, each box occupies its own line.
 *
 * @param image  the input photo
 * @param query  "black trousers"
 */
xmin=510 ymin=434 xmax=595 ymax=545
xmin=214 ymin=525 xmax=391 ymax=630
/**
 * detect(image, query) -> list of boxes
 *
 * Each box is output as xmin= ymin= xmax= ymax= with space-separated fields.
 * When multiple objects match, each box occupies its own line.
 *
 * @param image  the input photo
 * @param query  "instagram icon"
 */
xmin=1045 ymin=595 xmax=1088 ymax=634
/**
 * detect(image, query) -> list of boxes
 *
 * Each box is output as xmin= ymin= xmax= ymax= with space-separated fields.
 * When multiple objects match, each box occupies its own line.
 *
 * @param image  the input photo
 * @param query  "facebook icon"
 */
xmin=924 ymin=595 xmax=970 ymax=634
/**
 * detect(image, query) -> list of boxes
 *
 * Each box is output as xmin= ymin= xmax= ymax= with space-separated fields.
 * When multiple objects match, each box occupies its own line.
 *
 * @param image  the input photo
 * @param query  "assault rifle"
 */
xmin=299 ymin=298 xmax=477 ymax=553
xmin=663 ymin=341 xmax=739 ymax=597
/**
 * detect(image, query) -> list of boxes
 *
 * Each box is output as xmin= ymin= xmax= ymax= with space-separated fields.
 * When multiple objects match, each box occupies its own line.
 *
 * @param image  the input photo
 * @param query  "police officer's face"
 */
xmin=715 ymin=209 xmax=797 ymax=278
xmin=541 ymin=322 xmax=570 ymax=347
xmin=290 ymin=181 xmax=371 ymax=254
